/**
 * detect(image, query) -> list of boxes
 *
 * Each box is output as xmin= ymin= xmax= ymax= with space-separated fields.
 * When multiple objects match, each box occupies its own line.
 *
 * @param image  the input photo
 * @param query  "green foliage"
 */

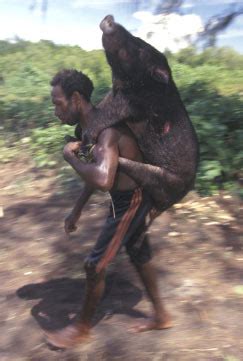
xmin=172 ymin=50 xmax=243 ymax=194
xmin=0 ymin=40 xmax=242 ymax=195
xmin=224 ymin=356 xmax=240 ymax=361
xmin=29 ymin=124 xmax=73 ymax=167
xmin=0 ymin=39 xmax=110 ymax=136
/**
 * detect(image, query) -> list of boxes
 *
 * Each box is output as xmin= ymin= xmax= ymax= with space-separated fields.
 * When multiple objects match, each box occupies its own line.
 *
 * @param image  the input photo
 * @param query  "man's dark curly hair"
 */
xmin=50 ymin=69 xmax=94 ymax=101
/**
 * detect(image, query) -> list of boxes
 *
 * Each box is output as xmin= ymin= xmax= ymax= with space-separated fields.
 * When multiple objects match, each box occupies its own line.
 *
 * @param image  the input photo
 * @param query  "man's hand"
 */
xmin=63 ymin=141 xmax=81 ymax=161
xmin=63 ymin=128 xmax=119 ymax=191
xmin=64 ymin=184 xmax=94 ymax=235
xmin=64 ymin=212 xmax=80 ymax=234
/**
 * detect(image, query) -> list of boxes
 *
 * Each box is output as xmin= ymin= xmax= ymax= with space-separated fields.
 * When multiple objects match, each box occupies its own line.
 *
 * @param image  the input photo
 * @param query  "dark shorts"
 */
xmin=86 ymin=188 xmax=155 ymax=274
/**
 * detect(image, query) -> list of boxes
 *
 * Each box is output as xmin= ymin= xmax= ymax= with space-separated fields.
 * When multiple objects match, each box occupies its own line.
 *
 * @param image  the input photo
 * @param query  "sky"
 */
xmin=0 ymin=0 xmax=243 ymax=53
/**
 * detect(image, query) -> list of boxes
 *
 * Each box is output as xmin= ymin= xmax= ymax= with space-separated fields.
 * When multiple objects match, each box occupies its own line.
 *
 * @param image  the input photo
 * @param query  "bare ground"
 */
xmin=0 ymin=157 xmax=243 ymax=361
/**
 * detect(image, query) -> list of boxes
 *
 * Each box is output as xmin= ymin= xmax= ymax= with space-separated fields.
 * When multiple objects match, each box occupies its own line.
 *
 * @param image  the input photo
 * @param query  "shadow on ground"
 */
xmin=1 ymin=161 xmax=243 ymax=360
xmin=16 ymin=274 xmax=146 ymax=333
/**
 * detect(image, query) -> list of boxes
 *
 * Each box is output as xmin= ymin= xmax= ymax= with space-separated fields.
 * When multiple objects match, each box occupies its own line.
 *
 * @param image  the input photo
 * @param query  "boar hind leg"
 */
xmin=119 ymin=157 xmax=184 ymax=211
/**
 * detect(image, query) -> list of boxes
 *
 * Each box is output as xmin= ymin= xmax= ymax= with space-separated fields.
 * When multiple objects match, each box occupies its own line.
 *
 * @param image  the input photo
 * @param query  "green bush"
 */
xmin=0 ymin=41 xmax=242 ymax=196
xmin=29 ymin=124 xmax=74 ymax=167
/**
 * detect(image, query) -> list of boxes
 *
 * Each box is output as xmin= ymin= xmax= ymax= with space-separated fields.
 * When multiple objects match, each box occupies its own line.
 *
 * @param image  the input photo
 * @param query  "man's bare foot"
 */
xmin=44 ymin=324 xmax=91 ymax=349
xmin=130 ymin=316 xmax=173 ymax=333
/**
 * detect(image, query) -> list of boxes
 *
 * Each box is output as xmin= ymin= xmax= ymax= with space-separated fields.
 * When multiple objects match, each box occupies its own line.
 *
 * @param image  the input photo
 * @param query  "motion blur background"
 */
xmin=0 ymin=0 xmax=242 ymax=194
xmin=0 ymin=2 xmax=243 ymax=360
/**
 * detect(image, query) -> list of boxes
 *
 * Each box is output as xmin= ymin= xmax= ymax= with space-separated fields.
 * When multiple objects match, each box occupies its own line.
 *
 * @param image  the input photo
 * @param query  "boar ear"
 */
xmin=151 ymin=67 xmax=169 ymax=84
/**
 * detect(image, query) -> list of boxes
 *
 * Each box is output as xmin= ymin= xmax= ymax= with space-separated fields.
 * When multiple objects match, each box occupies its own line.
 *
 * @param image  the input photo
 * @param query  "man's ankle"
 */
xmin=74 ymin=320 xmax=91 ymax=334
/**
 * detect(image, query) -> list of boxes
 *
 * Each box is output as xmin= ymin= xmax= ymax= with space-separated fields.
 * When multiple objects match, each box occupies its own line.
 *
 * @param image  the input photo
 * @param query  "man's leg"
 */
xmin=79 ymin=264 xmax=105 ymax=329
xmin=45 ymin=189 xmax=142 ymax=348
xmin=132 ymin=260 xmax=172 ymax=332
xmin=44 ymin=266 xmax=105 ymax=349
xmin=125 ymin=214 xmax=172 ymax=332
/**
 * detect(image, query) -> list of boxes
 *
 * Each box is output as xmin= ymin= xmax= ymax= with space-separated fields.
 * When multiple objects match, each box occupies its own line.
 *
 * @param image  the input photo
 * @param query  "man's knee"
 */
xmin=84 ymin=257 xmax=105 ymax=283
xmin=84 ymin=258 xmax=98 ymax=281
xmin=126 ymin=235 xmax=152 ymax=266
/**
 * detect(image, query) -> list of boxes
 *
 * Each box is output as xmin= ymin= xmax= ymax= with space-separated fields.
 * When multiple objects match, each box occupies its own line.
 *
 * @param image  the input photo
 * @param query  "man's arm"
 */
xmin=63 ymin=128 xmax=119 ymax=192
xmin=64 ymin=183 xmax=94 ymax=234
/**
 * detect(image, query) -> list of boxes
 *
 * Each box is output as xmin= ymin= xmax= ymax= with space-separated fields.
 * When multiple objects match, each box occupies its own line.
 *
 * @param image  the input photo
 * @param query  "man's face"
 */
xmin=51 ymin=85 xmax=79 ymax=126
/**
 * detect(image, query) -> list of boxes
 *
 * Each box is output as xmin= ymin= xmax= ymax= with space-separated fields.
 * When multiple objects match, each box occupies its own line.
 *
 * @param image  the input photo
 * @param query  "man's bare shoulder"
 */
xmin=112 ymin=124 xmax=143 ymax=163
xmin=97 ymin=127 xmax=121 ymax=148
xmin=96 ymin=124 xmax=142 ymax=162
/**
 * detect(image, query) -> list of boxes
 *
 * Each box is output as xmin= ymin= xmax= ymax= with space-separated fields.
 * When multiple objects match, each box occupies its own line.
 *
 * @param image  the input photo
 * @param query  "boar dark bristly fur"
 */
xmin=85 ymin=15 xmax=199 ymax=211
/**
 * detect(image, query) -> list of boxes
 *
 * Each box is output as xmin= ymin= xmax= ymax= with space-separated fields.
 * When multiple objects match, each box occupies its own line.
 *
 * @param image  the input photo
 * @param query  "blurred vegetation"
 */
xmin=0 ymin=40 xmax=242 ymax=196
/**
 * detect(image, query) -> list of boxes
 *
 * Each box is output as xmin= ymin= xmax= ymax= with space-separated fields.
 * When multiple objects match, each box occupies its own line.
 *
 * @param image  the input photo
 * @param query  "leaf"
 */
xmin=233 ymin=285 xmax=243 ymax=296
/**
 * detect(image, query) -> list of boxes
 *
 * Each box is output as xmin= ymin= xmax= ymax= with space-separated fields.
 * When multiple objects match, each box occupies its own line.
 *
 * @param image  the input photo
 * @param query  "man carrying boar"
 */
xmin=46 ymin=69 xmax=172 ymax=348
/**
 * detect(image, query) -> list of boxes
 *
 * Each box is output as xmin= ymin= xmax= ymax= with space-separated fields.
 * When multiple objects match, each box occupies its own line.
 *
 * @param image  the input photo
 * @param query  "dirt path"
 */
xmin=0 ymin=158 xmax=242 ymax=361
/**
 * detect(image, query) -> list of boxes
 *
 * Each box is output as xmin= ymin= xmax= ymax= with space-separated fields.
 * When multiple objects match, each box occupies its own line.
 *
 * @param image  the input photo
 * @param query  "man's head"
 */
xmin=50 ymin=69 xmax=94 ymax=125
